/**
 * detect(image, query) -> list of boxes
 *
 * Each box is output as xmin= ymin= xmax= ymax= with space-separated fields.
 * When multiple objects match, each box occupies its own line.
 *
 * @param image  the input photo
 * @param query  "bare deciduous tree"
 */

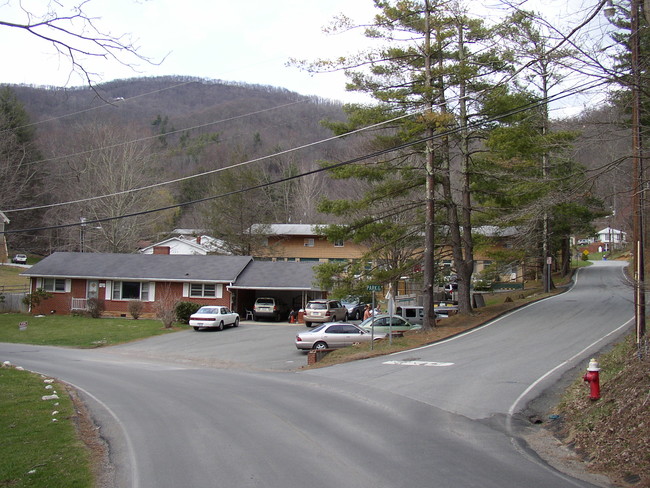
xmin=46 ymin=121 xmax=176 ymax=252
xmin=0 ymin=0 xmax=162 ymax=90
xmin=154 ymin=285 xmax=178 ymax=329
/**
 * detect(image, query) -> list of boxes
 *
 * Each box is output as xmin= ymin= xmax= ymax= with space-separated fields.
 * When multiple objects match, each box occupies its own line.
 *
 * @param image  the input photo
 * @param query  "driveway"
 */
xmin=107 ymin=321 xmax=314 ymax=372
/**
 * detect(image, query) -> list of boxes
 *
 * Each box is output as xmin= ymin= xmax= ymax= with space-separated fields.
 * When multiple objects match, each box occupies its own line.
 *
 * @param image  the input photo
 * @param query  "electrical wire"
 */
xmin=1 ymin=76 xmax=608 ymax=236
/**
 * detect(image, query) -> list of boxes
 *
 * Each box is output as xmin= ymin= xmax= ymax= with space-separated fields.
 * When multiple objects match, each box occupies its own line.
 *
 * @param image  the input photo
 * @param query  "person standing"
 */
xmin=363 ymin=304 xmax=372 ymax=320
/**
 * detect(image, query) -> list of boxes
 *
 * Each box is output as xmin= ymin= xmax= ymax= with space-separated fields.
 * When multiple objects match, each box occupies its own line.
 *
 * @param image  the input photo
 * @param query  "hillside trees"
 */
xmin=0 ymin=87 xmax=43 ymax=251
xmin=45 ymin=121 xmax=176 ymax=252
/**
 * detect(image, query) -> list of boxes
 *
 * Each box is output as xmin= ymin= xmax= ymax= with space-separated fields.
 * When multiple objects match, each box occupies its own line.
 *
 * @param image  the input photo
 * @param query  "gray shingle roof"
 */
xmin=229 ymin=261 xmax=320 ymax=291
xmin=22 ymin=252 xmax=253 ymax=283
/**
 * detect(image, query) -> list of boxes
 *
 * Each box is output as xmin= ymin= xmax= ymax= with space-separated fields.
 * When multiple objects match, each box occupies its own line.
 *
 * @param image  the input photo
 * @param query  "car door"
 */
xmin=322 ymin=324 xmax=347 ymax=348
xmin=338 ymin=324 xmax=366 ymax=346
xmin=387 ymin=317 xmax=411 ymax=332
xmin=331 ymin=301 xmax=345 ymax=320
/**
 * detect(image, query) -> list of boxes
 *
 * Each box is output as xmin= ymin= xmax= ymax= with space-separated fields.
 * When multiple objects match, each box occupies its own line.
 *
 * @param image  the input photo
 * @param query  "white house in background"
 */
xmin=597 ymin=227 xmax=626 ymax=247
xmin=140 ymin=235 xmax=228 ymax=255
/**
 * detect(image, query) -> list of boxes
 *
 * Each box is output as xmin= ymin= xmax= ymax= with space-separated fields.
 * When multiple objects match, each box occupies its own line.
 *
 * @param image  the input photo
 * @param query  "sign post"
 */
xmin=367 ymin=285 xmax=382 ymax=349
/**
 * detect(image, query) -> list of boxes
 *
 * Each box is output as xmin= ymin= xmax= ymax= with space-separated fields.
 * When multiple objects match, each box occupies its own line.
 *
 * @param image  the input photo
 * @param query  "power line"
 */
xmin=1 ymin=76 xmax=607 ymax=236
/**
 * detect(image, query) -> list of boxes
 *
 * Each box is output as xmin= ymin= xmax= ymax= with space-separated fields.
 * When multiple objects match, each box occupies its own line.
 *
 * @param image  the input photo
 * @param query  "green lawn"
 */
xmin=0 ymin=314 xmax=186 ymax=487
xmin=0 ymin=366 xmax=93 ymax=488
xmin=0 ymin=313 xmax=186 ymax=347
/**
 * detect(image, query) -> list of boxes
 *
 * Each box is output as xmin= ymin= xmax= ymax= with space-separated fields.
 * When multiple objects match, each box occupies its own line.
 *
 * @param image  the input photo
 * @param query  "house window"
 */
xmin=42 ymin=278 xmax=66 ymax=292
xmin=190 ymin=283 xmax=216 ymax=298
xmin=334 ymin=239 xmax=344 ymax=247
xmin=304 ymin=238 xmax=315 ymax=247
xmin=112 ymin=281 xmax=149 ymax=301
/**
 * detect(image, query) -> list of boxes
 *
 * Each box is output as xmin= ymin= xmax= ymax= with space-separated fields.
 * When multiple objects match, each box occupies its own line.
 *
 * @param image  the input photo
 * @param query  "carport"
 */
xmin=227 ymin=261 xmax=326 ymax=319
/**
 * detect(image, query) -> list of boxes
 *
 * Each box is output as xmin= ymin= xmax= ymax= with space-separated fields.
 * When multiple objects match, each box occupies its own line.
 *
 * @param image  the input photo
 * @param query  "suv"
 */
xmin=253 ymin=297 xmax=287 ymax=321
xmin=303 ymin=299 xmax=348 ymax=327
xmin=12 ymin=254 xmax=27 ymax=265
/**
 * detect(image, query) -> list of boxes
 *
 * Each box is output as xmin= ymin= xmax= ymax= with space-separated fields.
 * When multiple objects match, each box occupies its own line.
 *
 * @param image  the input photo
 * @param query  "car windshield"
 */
xmin=307 ymin=302 xmax=326 ymax=310
xmin=196 ymin=307 xmax=218 ymax=314
xmin=256 ymin=299 xmax=274 ymax=305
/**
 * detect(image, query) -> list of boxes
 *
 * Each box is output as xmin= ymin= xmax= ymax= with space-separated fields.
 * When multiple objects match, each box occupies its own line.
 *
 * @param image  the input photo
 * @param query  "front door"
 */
xmin=87 ymin=280 xmax=99 ymax=299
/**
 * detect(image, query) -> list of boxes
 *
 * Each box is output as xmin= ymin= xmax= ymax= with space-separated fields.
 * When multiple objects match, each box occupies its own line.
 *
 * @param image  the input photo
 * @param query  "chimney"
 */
xmin=153 ymin=246 xmax=171 ymax=255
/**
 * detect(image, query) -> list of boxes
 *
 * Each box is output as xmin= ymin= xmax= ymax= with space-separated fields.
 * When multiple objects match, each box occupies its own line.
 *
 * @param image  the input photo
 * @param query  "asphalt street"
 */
xmin=0 ymin=261 xmax=632 ymax=487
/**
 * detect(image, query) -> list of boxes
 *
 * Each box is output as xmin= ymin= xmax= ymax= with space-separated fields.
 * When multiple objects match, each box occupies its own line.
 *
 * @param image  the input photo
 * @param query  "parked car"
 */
xmin=359 ymin=314 xmax=421 ymax=334
xmin=189 ymin=306 xmax=240 ymax=331
xmin=303 ymin=299 xmax=348 ymax=327
xmin=295 ymin=323 xmax=386 ymax=350
xmin=253 ymin=297 xmax=288 ymax=321
xmin=12 ymin=254 xmax=27 ymax=264
xmin=341 ymin=297 xmax=366 ymax=320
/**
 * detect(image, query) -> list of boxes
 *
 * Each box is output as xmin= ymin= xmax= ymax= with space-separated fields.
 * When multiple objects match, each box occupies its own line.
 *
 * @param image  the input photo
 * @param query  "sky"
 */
xmin=0 ymin=0 xmax=613 ymax=115
xmin=1 ymin=0 xmax=378 ymax=103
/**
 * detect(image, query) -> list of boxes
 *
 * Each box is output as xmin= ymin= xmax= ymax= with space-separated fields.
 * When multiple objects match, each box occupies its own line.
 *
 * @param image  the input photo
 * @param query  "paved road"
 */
xmin=0 ymin=261 xmax=632 ymax=487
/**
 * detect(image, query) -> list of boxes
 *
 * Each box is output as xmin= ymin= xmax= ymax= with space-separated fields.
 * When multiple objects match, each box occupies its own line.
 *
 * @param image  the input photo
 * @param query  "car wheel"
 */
xmin=343 ymin=312 xmax=348 ymax=322
xmin=233 ymin=318 xmax=239 ymax=327
xmin=217 ymin=321 xmax=224 ymax=331
xmin=305 ymin=321 xmax=312 ymax=327
xmin=313 ymin=341 xmax=328 ymax=350
xmin=193 ymin=326 xmax=200 ymax=331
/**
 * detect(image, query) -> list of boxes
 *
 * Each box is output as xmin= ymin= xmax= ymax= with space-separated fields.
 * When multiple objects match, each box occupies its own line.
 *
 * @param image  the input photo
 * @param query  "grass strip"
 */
xmin=0 ymin=366 xmax=93 ymax=487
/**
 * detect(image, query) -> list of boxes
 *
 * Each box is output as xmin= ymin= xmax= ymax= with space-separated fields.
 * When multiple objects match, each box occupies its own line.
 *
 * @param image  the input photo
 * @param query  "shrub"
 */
xmin=175 ymin=301 xmax=202 ymax=324
xmin=22 ymin=288 xmax=52 ymax=309
xmin=86 ymin=298 xmax=104 ymax=318
xmin=128 ymin=300 xmax=144 ymax=320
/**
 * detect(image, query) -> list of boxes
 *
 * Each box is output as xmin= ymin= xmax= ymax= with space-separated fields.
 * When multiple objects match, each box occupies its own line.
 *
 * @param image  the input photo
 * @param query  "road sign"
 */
xmin=367 ymin=284 xmax=382 ymax=292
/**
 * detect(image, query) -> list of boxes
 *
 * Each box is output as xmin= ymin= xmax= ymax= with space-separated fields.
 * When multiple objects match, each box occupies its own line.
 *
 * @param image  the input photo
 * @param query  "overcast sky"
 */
xmin=0 ymin=0 xmax=611 ymax=114
xmin=1 ymin=0 xmax=378 ymax=103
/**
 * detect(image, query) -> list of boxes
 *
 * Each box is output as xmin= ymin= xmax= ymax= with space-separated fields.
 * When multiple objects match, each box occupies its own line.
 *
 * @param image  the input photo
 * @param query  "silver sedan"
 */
xmin=295 ymin=323 xmax=386 ymax=350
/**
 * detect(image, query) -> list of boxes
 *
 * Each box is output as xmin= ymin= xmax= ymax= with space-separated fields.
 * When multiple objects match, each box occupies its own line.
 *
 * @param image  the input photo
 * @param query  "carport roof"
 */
xmin=22 ymin=252 xmax=253 ymax=283
xmin=229 ymin=261 xmax=321 ymax=291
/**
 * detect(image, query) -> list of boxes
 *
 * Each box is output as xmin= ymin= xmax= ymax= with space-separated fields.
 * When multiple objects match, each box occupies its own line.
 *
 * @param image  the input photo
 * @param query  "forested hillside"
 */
xmin=3 ymin=76 xmax=364 ymax=253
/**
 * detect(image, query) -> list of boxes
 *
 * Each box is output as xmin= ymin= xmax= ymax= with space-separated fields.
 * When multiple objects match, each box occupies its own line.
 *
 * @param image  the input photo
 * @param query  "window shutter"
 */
xmin=105 ymin=281 xmax=112 ymax=300
xmin=65 ymin=279 xmax=72 ymax=293
xmin=36 ymin=278 xmax=42 ymax=289
xmin=182 ymin=283 xmax=189 ymax=298
xmin=149 ymin=282 xmax=156 ymax=301
xmin=216 ymin=284 xmax=223 ymax=298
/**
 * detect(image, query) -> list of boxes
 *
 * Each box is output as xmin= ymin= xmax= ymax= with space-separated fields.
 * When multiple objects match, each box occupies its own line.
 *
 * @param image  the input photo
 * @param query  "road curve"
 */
xmin=0 ymin=261 xmax=630 ymax=488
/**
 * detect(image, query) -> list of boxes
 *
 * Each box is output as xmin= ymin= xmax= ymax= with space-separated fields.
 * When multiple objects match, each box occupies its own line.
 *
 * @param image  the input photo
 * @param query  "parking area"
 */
xmin=107 ymin=320 xmax=336 ymax=372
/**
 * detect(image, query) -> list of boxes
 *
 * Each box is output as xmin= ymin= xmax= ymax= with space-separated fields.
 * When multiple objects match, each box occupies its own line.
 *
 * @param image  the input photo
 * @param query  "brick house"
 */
xmin=21 ymin=252 xmax=323 ymax=318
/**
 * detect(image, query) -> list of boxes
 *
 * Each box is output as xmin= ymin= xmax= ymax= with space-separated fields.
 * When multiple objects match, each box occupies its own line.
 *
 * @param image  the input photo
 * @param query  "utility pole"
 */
xmin=422 ymin=0 xmax=437 ymax=330
xmin=630 ymin=0 xmax=646 ymax=353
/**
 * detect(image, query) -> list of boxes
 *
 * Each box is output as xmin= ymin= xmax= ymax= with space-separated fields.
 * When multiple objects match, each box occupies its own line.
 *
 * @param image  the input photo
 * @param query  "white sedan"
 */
xmin=189 ymin=306 xmax=240 ymax=331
